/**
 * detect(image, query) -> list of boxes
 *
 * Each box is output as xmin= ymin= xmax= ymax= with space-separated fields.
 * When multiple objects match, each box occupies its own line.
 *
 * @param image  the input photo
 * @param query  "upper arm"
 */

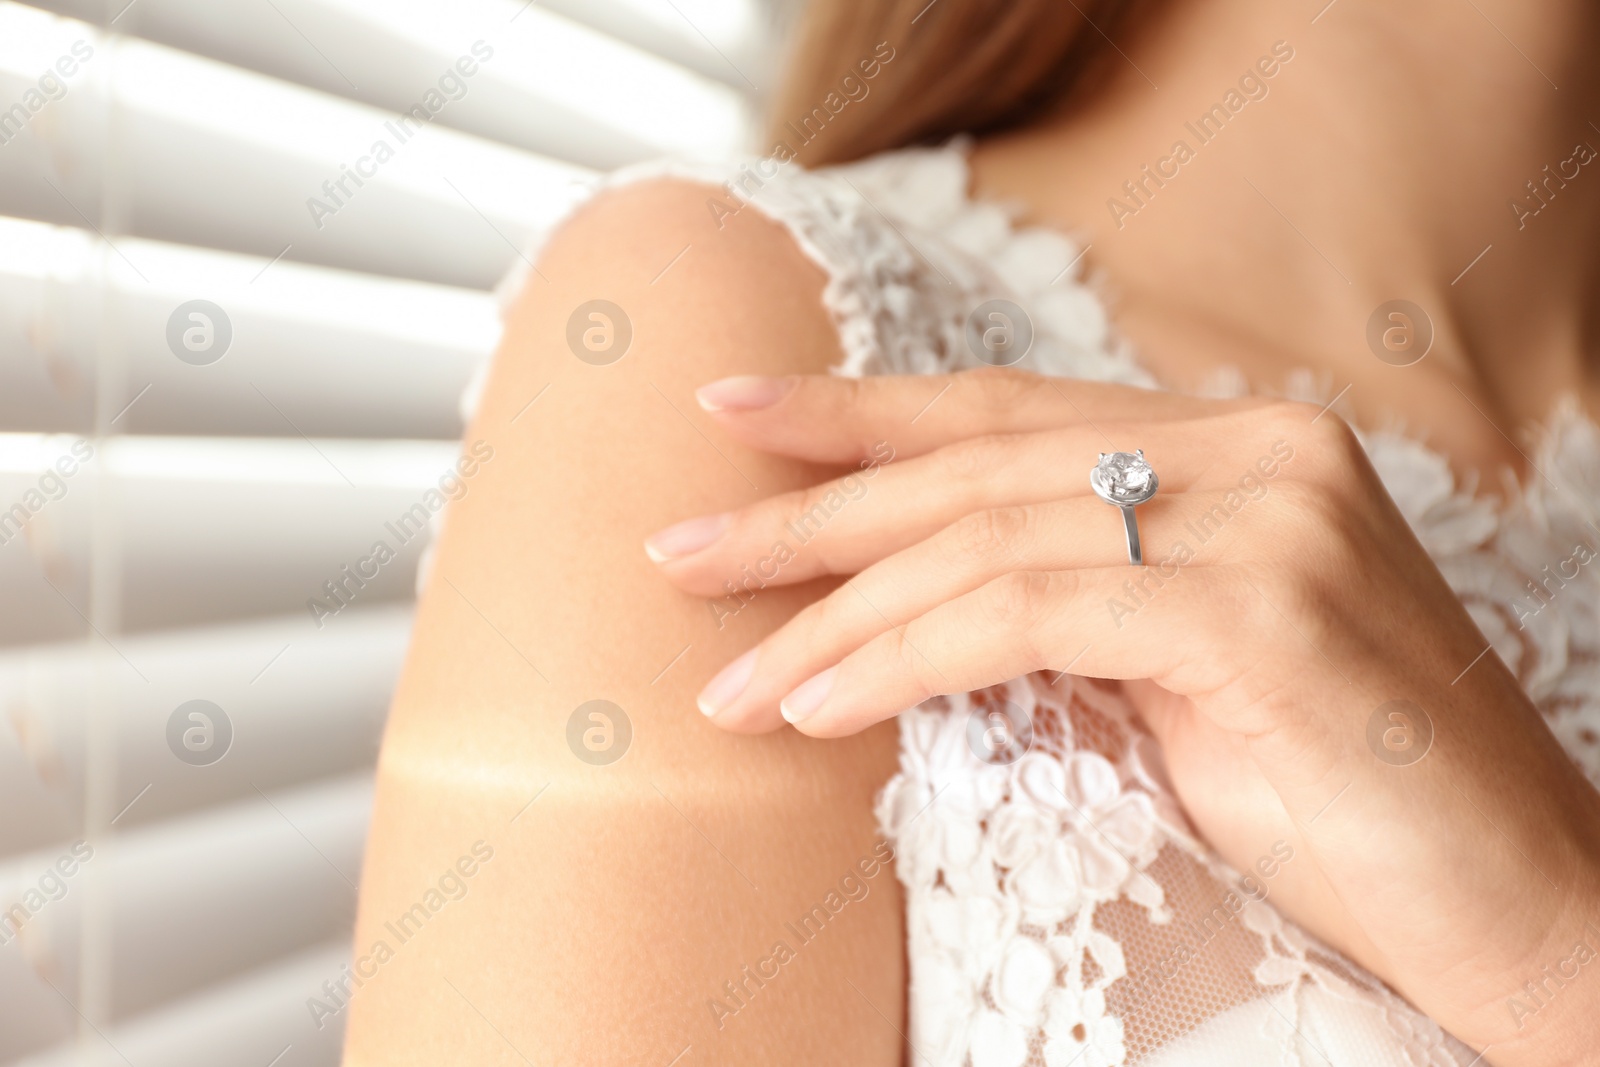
xmin=343 ymin=180 xmax=906 ymax=1066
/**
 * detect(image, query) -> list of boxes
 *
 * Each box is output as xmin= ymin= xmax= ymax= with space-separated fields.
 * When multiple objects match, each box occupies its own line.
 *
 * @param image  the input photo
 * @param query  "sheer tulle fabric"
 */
xmin=477 ymin=141 xmax=1600 ymax=1065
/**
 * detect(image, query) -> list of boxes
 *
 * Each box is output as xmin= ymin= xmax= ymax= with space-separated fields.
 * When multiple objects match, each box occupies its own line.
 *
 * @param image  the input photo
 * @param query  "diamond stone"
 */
xmin=1093 ymin=450 xmax=1156 ymax=503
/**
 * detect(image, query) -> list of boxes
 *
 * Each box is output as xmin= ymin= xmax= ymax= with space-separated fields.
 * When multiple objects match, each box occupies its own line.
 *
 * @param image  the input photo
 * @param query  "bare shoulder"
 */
xmin=497 ymin=175 xmax=839 ymax=376
xmin=345 ymin=176 xmax=904 ymax=1065
xmin=389 ymin=171 xmax=860 ymax=768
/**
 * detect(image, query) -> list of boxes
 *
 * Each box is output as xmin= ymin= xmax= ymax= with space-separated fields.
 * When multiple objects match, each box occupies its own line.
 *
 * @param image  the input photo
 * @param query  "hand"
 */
xmin=646 ymin=368 xmax=1600 ymax=1065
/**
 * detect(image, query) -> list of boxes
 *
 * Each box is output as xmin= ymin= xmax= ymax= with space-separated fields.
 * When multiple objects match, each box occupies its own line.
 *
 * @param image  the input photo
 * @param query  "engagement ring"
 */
xmin=1090 ymin=450 xmax=1159 ymax=565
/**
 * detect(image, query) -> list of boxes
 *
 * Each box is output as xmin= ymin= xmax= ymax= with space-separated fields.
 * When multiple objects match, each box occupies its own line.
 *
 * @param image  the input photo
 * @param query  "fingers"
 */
xmin=774 ymin=567 xmax=1236 ymax=738
xmin=660 ymin=368 xmax=1295 ymax=738
xmin=692 ymin=368 xmax=1263 ymax=465
xmin=696 ymin=492 xmax=1227 ymax=733
xmin=647 ymin=426 xmax=1207 ymax=596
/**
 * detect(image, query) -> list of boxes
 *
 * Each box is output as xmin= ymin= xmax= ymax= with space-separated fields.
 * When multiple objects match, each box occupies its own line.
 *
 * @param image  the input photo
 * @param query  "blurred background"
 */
xmin=0 ymin=1 xmax=780 ymax=1062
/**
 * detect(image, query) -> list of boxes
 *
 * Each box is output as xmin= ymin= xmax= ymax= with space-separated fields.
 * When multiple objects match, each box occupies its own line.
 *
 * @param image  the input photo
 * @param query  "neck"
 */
xmin=969 ymin=0 xmax=1600 ymax=476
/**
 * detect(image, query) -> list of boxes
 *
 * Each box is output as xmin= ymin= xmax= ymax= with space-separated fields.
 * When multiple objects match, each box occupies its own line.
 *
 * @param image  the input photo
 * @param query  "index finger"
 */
xmin=692 ymin=367 xmax=1265 ymax=465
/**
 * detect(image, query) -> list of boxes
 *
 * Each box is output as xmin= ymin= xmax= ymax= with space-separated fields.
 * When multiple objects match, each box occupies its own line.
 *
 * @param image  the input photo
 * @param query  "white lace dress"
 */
xmin=485 ymin=141 xmax=1600 ymax=1066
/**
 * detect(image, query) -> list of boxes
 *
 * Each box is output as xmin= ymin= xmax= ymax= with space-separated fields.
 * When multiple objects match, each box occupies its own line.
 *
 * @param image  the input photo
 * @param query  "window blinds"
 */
xmin=0 ymin=1 xmax=769 ymax=1063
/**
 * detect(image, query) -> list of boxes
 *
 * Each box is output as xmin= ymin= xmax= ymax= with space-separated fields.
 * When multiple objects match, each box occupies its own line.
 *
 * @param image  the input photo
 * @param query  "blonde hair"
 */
xmin=766 ymin=0 xmax=1130 ymax=167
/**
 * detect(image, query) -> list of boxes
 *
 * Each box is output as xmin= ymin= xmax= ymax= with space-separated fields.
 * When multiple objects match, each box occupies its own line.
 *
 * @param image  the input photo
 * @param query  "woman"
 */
xmin=343 ymin=0 xmax=1600 ymax=1063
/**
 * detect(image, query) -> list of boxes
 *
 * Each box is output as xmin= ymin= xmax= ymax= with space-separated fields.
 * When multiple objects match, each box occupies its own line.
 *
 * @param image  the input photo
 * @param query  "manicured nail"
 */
xmin=780 ymin=667 xmax=837 ymax=724
xmin=695 ymin=376 xmax=793 ymax=412
xmin=644 ymin=513 xmax=727 ymax=562
xmin=697 ymin=648 xmax=757 ymax=718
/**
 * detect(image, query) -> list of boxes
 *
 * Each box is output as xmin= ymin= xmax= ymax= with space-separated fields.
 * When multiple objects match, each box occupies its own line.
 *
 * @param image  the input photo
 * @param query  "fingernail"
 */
xmin=781 ymin=667 xmax=837 ymax=724
xmin=698 ymin=648 xmax=757 ymax=718
xmin=644 ymin=513 xmax=727 ymax=562
xmin=695 ymin=376 xmax=793 ymax=412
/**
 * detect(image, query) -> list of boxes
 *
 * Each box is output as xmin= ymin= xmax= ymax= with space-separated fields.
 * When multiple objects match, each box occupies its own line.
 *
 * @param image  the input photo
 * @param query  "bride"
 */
xmin=341 ymin=0 xmax=1600 ymax=1063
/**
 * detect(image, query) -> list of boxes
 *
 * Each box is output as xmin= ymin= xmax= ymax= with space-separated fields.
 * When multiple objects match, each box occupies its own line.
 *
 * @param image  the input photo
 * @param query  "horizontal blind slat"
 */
xmin=0 ymin=434 xmax=464 ymax=644
xmin=541 ymin=0 xmax=773 ymax=92
xmin=0 ymin=776 xmax=370 ymax=1059
xmin=0 ymin=604 xmax=409 ymax=860
xmin=11 ymin=940 xmax=349 ymax=1067
xmin=0 ymin=8 xmax=597 ymax=288
xmin=11 ymin=0 xmax=753 ymax=166
xmin=0 ymin=215 xmax=497 ymax=438
xmin=22 ymin=0 xmax=769 ymax=97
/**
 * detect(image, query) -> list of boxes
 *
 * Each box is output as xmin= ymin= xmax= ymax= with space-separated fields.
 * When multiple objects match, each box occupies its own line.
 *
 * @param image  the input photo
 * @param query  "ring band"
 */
xmin=1090 ymin=450 xmax=1159 ymax=566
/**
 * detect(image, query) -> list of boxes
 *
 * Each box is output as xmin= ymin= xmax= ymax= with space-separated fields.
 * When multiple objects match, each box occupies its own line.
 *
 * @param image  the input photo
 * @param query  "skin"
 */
xmin=969 ymin=0 xmax=1600 ymax=481
xmin=347 ymin=0 xmax=1600 ymax=1063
